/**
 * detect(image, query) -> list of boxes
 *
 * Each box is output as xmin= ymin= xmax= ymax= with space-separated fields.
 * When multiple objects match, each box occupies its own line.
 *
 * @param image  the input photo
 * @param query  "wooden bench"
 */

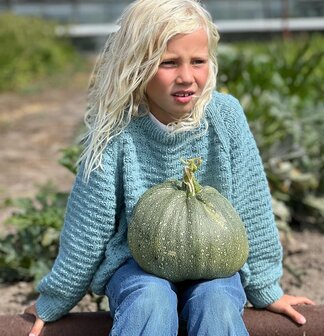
xmin=0 ymin=305 xmax=324 ymax=336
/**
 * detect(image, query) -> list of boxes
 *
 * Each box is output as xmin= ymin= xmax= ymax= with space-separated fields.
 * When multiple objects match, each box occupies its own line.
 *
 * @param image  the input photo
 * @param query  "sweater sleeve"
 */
xmin=224 ymin=95 xmax=284 ymax=308
xmin=35 ymin=139 xmax=123 ymax=322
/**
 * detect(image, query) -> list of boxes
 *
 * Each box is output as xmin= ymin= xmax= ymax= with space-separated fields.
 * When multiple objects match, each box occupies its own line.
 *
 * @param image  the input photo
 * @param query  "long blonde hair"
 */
xmin=80 ymin=0 xmax=220 ymax=181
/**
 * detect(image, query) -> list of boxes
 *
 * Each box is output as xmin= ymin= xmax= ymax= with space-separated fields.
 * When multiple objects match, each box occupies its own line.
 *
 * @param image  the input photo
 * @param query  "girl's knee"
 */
xmin=131 ymin=283 xmax=178 ymax=318
xmin=140 ymin=282 xmax=176 ymax=304
xmin=210 ymin=291 xmax=240 ymax=315
xmin=189 ymin=287 xmax=245 ymax=316
xmin=188 ymin=276 xmax=247 ymax=311
xmin=182 ymin=289 xmax=248 ymax=335
xmin=110 ymin=283 xmax=179 ymax=335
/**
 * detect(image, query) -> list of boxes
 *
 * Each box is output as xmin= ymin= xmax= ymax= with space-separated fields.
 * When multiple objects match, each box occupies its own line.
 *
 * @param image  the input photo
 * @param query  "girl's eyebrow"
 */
xmin=161 ymin=56 xmax=179 ymax=60
xmin=162 ymin=54 xmax=209 ymax=60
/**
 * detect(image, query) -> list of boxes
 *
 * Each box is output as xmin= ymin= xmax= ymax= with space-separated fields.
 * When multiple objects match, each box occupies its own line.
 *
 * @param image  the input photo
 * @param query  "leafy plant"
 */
xmin=59 ymin=145 xmax=83 ymax=175
xmin=0 ymin=12 xmax=78 ymax=91
xmin=218 ymin=35 xmax=324 ymax=230
xmin=0 ymin=183 xmax=68 ymax=284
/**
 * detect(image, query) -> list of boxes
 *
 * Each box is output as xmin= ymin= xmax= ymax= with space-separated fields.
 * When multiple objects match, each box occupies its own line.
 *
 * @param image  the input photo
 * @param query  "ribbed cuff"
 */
xmin=35 ymin=294 xmax=70 ymax=322
xmin=246 ymin=281 xmax=284 ymax=308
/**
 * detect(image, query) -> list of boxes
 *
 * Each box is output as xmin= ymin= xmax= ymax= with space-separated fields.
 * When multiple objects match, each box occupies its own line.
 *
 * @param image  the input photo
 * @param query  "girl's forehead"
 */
xmin=167 ymin=28 xmax=208 ymax=43
xmin=165 ymin=29 xmax=209 ymax=51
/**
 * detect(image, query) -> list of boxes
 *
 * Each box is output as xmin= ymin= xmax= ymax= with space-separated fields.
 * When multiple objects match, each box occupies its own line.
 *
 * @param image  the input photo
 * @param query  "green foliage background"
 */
xmin=0 ymin=25 xmax=323 ymax=284
xmin=0 ymin=12 xmax=77 ymax=91
xmin=218 ymin=36 xmax=324 ymax=231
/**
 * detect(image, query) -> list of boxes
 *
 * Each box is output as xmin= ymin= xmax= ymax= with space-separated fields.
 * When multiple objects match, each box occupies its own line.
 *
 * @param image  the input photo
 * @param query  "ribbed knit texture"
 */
xmin=36 ymin=92 xmax=283 ymax=322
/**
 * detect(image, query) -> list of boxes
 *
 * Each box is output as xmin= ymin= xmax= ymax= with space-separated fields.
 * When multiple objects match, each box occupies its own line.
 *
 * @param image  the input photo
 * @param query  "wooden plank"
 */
xmin=0 ymin=306 xmax=323 ymax=336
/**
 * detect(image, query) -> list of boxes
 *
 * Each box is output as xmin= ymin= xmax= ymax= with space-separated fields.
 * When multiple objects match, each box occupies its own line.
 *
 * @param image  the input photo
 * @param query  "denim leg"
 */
xmin=105 ymin=258 xmax=178 ymax=336
xmin=179 ymin=273 xmax=249 ymax=336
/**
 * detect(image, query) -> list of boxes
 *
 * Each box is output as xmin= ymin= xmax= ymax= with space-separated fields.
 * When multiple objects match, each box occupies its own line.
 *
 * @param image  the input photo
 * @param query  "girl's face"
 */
xmin=146 ymin=28 xmax=210 ymax=124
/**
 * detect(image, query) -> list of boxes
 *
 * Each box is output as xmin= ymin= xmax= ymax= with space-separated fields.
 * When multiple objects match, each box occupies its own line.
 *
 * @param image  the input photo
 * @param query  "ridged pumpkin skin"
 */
xmin=127 ymin=160 xmax=249 ymax=282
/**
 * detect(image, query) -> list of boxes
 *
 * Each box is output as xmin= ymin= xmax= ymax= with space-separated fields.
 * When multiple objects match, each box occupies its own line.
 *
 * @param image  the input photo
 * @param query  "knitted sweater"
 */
xmin=36 ymin=92 xmax=283 ymax=322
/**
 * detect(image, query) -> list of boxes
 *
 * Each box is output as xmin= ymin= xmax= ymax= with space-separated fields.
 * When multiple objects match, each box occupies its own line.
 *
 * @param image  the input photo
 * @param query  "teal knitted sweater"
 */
xmin=36 ymin=92 xmax=283 ymax=322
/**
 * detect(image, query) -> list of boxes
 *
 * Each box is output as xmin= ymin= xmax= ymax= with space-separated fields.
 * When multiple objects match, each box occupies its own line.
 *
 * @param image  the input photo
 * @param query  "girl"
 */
xmin=28 ymin=0 xmax=314 ymax=335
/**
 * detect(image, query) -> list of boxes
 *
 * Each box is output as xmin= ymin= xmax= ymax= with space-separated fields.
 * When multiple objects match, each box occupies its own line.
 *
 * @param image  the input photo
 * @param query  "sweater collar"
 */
xmin=133 ymin=113 xmax=208 ymax=145
xmin=148 ymin=112 xmax=171 ymax=132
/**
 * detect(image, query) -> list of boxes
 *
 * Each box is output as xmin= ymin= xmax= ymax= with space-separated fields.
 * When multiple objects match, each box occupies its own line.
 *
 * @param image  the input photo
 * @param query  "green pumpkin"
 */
xmin=128 ymin=158 xmax=249 ymax=282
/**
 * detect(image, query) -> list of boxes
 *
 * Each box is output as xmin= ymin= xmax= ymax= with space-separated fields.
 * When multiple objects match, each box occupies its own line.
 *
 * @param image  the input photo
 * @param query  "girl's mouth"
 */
xmin=172 ymin=91 xmax=195 ymax=104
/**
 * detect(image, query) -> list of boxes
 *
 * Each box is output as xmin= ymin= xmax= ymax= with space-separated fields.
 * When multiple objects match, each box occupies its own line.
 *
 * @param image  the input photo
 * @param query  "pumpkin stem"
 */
xmin=181 ymin=158 xmax=203 ymax=196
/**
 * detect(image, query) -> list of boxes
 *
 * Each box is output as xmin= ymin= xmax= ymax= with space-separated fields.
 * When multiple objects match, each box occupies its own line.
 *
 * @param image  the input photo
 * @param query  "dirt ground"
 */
xmin=0 ymin=78 xmax=323 ymax=315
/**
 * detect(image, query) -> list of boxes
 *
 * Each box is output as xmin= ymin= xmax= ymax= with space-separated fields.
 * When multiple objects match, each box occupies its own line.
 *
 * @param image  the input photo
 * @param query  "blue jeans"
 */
xmin=106 ymin=258 xmax=249 ymax=336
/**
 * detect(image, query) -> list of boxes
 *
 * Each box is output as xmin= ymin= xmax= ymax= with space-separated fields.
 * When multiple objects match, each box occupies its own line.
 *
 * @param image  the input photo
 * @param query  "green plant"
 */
xmin=59 ymin=145 xmax=83 ymax=175
xmin=0 ymin=12 xmax=77 ymax=91
xmin=0 ymin=183 xmax=68 ymax=284
xmin=217 ymin=36 xmax=324 ymax=230
xmin=128 ymin=158 xmax=249 ymax=282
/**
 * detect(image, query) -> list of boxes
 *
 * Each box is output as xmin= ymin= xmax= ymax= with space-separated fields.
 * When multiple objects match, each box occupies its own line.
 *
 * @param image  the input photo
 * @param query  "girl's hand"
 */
xmin=24 ymin=305 xmax=45 ymax=336
xmin=266 ymin=294 xmax=315 ymax=325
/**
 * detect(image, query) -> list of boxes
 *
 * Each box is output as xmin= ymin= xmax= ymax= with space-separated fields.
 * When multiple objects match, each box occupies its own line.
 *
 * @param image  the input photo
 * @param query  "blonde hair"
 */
xmin=80 ymin=0 xmax=220 ymax=181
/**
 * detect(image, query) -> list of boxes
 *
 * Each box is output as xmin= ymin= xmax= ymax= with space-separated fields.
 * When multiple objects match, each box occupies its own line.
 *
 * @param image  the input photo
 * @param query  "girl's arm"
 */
xmin=33 ymin=139 xmax=123 ymax=323
xmin=224 ymin=96 xmax=283 ymax=308
xmin=224 ymin=96 xmax=314 ymax=321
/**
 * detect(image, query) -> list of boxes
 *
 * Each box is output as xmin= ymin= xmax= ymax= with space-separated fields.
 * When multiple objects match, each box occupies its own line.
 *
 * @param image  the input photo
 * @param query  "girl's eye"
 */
xmin=192 ymin=59 xmax=207 ymax=65
xmin=160 ymin=60 xmax=177 ymax=68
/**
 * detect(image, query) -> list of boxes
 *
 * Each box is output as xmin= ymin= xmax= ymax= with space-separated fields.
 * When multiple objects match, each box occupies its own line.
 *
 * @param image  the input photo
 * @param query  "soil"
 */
xmin=0 ymin=78 xmax=323 ymax=315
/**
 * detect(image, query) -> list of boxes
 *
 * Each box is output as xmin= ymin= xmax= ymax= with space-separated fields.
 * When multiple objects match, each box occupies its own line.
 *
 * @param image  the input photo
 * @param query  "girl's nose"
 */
xmin=175 ymin=65 xmax=194 ymax=85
